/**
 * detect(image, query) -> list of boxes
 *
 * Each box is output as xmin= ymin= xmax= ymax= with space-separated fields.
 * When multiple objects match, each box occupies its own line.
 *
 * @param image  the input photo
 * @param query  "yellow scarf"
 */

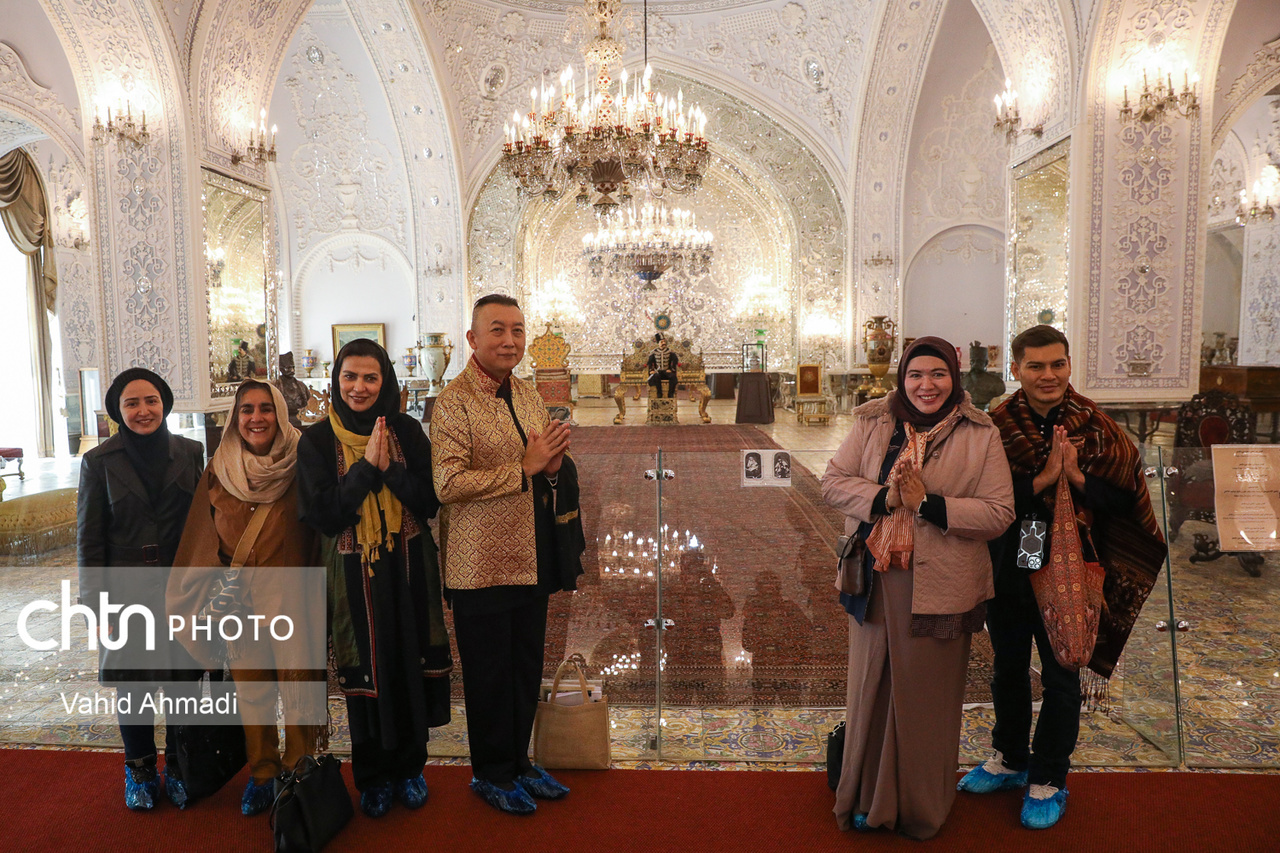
xmin=328 ymin=410 xmax=402 ymax=568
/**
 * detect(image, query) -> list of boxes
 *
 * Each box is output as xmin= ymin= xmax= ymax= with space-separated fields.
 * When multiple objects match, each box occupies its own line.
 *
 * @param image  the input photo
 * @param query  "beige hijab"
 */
xmin=212 ymin=380 xmax=300 ymax=504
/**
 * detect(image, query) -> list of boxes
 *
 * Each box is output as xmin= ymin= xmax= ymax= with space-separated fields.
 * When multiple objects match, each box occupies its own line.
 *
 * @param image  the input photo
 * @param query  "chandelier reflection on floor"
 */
xmin=582 ymin=199 xmax=713 ymax=285
xmin=501 ymin=0 xmax=710 ymax=210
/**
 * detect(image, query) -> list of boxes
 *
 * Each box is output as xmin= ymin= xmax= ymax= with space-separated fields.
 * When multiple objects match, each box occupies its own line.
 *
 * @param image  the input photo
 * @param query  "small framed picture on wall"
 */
xmin=332 ymin=323 xmax=387 ymax=358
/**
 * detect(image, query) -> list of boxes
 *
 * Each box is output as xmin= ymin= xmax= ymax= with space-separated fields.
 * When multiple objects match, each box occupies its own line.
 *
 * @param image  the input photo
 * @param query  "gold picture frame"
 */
xmin=332 ymin=323 xmax=387 ymax=359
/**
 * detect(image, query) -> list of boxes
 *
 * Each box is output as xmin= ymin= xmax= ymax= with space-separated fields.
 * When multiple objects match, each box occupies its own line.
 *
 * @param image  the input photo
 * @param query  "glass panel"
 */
xmin=957 ymin=442 xmax=1180 ymax=770
xmin=654 ymin=449 xmax=845 ymax=763
xmin=1164 ymin=444 xmax=1280 ymax=768
xmin=546 ymin=449 xmax=661 ymax=762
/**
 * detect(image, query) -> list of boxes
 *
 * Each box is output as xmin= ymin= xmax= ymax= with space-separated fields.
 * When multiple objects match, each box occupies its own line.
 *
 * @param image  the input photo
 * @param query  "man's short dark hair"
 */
xmin=1011 ymin=325 xmax=1070 ymax=363
xmin=471 ymin=293 xmax=521 ymax=327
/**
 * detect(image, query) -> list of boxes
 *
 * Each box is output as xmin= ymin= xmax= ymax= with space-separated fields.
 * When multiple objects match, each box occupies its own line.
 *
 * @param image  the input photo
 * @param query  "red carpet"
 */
xmin=4 ymin=750 xmax=1275 ymax=852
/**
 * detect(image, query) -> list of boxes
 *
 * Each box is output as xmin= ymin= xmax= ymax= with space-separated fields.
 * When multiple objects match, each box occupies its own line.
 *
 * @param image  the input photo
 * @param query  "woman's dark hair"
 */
xmin=1011 ymin=325 xmax=1070 ymax=363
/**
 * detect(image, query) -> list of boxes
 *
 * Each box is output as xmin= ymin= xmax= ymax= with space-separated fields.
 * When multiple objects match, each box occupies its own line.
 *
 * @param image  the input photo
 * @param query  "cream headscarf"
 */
xmin=212 ymin=380 xmax=301 ymax=504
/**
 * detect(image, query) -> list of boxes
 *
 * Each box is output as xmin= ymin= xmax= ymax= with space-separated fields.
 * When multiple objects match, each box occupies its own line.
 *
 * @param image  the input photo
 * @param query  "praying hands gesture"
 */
xmin=362 ymin=417 xmax=392 ymax=472
xmin=1034 ymin=426 xmax=1084 ymax=494
xmin=886 ymin=459 xmax=927 ymax=513
xmin=523 ymin=419 xmax=571 ymax=478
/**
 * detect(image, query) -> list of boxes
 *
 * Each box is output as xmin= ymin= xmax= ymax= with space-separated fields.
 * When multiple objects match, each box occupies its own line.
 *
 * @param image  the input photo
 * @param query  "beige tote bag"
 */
xmin=532 ymin=659 xmax=611 ymax=770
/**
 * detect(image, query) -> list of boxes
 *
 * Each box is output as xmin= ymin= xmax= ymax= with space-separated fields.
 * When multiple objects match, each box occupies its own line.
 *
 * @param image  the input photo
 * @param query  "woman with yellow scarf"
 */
xmin=297 ymin=339 xmax=453 ymax=818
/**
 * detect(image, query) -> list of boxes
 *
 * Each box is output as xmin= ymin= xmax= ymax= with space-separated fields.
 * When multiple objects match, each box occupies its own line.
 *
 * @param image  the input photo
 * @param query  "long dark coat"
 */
xmin=76 ymin=432 xmax=205 ymax=681
xmin=296 ymin=412 xmax=452 ymax=749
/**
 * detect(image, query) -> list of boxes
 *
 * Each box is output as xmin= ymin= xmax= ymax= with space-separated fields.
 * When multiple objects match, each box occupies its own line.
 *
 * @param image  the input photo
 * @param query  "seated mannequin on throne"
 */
xmin=615 ymin=336 xmax=712 ymax=425
xmin=647 ymin=334 xmax=679 ymax=398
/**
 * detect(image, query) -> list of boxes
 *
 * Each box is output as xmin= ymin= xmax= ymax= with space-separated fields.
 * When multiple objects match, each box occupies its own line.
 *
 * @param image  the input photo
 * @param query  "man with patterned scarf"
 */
xmin=958 ymin=325 xmax=1166 ymax=829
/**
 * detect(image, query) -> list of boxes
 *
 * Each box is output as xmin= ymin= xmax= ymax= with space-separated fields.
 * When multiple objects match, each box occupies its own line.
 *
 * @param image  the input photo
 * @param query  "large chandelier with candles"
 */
xmin=582 ymin=199 xmax=714 ymax=285
xmin=501 ymin=0 xmax=710 ymax=210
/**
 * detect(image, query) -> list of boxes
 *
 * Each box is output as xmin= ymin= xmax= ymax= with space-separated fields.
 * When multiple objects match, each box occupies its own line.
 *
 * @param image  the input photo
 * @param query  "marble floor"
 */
xmin=3 ymin=396 xmax=1276 ymax=771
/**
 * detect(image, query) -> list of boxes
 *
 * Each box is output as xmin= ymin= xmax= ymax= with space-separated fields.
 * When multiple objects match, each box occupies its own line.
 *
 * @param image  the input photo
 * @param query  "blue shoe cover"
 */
xmin=359 ymin=782 xmax=394 ymax=818
xmin=1021 ymin=786 xmax=1068 ymax=829
xmin=957 ymin=762 xmax=1029 ymax=793
xmin=519 ymin=765 xmax=569 ymax=800
xmin=124 ymin=764 xmax=158 ymax=811
xmin=470 ymin=777 xmax=536 ymax=815
xmin=395 ymin=774 xmax=429 ymax=809
xmin=162 ymin=767 xmax=189 ymax=810
xmin=852 ymin=813 xmax=872 ymax=832
xmin=241 ymin=777 xmax=275 ymax=816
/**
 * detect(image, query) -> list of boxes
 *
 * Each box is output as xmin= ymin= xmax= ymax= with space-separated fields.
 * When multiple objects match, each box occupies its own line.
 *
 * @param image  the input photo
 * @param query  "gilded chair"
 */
xmin=794 ymin=363 xmax=831 ymax=425
xmin=529 ymin=324 xmax=575 ymax=421
xmin=613 ymin=338 xmax=712 ymax=424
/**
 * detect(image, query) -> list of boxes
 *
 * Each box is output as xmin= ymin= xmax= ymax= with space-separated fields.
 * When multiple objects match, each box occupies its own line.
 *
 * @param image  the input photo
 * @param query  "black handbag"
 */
xmin=169 ymin=671 xmax=247 ymax=800
xmin=270 ymin=754 xmax=353 ymax=853
xmin=826 ymin=721 xmax=846 ymax=790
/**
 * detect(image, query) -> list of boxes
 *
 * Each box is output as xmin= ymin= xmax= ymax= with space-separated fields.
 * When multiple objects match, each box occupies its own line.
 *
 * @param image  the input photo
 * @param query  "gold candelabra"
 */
xmin=91 ymin=102 xmax=150 ymax=148
xmin=1119 ymin=67 xmax=1199 ymax=124
xmin=231 ymin=108 xmax=278 ymax=166
xmin=992 ymin=78 xmax=1043 ymax=144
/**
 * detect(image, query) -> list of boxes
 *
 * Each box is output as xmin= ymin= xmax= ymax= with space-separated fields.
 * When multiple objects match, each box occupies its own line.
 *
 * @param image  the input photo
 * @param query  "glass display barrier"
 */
xmin=1160 ymin=445 xmax=1279 ymax=768
xmin=2 ymin=443 xmax=1274 ymax=774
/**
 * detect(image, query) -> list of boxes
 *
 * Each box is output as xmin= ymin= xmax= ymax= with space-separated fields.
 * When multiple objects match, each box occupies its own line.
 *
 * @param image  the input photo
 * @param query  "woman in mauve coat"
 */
xmin=821 ymin=337 xmax=1014 ymax=840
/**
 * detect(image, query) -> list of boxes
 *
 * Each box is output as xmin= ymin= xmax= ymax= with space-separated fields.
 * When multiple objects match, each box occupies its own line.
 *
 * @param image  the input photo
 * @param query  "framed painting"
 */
xmin=797 ymin=363 xmax=823 ymax=396
xmin=332 ymin=323 xmax=386 ymax=358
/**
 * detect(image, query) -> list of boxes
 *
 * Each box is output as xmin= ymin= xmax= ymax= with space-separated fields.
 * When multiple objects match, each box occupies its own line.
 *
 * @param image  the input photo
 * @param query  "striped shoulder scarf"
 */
xmin=991 ymin=386 xmax=1167 ymax=678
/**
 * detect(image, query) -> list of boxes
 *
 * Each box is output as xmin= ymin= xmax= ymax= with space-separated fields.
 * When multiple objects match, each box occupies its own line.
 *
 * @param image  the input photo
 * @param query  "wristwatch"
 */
xmin=915 ymin=494 xmax=929 ymax=516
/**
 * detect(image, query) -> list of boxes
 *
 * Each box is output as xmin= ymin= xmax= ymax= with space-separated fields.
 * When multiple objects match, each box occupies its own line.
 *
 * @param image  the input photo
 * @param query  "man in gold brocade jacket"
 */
xmin=430 ymin=294 xmax=586 ymax=815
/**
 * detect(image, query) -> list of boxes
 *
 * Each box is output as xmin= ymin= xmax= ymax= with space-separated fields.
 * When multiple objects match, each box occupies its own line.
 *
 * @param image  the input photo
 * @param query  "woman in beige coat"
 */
xmin=821 ymin=336 xmax=1014 ymax=840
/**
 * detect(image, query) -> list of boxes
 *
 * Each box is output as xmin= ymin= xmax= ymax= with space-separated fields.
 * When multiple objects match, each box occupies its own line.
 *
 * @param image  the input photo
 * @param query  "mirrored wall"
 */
xmin=1007 ymin=138 xmax=1070 ymax=368
xmin=203 ymin=169 xmax=274 ymax=397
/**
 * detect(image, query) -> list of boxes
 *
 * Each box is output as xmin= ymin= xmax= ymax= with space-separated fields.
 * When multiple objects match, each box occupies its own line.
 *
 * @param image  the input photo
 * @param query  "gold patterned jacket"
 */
xmin=430 ymin=356 xmax=551 ymax=589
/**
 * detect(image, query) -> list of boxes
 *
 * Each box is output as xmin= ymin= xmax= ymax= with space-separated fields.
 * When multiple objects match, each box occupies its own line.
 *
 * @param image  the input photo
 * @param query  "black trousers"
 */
xmin=348 ymin=712 xmax=428 ymax=791
xmin=453 ymin=596 xmax=549 ymax=785
xmin=648 ymin=371 xmax=677 ymax=398
xmin=117 ymin=680 xmax=202 ymax=771
xmin=987 ymin=564 xmax=1081 ymax=789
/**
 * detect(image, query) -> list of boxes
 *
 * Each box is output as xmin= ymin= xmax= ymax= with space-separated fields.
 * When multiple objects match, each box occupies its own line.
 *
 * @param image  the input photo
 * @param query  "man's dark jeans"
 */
xmin=987 ymin=562 xmax=1081 ymax=790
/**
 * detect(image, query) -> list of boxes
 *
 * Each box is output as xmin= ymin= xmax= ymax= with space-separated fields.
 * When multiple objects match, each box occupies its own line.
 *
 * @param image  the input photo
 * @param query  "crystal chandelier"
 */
xmin=501 ymin=0 xmax=710 ymax=210
xmin=582 ymin=200 xmax=713 ymax=285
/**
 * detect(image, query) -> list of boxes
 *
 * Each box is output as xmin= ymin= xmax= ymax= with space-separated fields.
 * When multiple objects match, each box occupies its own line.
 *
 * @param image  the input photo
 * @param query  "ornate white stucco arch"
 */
xmin=467 ymin=68 xmax=846 ymax=370
xmin=43 ymin=0 xmax=203 ymax=404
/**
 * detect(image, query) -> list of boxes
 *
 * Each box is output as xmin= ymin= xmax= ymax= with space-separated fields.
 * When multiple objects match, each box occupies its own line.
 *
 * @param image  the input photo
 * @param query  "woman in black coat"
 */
xmin=77 ymin=368 xmax=204 ymax=811
xmin=296 ymin=338 xmax=452 ymax=818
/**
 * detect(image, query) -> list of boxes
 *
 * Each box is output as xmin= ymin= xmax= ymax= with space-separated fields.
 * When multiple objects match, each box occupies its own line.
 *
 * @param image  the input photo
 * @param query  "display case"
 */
xmin=742 ymin=341 xmax=766 ymax=372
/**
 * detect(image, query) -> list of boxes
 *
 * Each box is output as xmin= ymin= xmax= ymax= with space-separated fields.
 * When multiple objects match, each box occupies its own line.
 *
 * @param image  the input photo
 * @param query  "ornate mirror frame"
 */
xmin=1006 ymin=138 xmax=1071 ymax=375
xmin=202 ymin=168 xmax=277 ymax=399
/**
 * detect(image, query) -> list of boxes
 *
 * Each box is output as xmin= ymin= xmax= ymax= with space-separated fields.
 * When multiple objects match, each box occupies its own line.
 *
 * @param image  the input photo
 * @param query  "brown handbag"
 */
xmin=532 ymin=658 xmax=611 ymax=770
xmin=834 ymin=533 xmax=867 ymax=596
xmin=1030 ymin=473 xmax=1107 ymax=670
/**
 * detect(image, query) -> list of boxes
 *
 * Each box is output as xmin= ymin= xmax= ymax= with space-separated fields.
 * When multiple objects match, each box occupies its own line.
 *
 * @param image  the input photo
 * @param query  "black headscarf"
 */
xmin=330 ymin=338 xmax=400 ymax=435
xmin=888 ymin=335 xmax=964 ymax=428
xmin=105 ymin=367 xmax=174 ymax=496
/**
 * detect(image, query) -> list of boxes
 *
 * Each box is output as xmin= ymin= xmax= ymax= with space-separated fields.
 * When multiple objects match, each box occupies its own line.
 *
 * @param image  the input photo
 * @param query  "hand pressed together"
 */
xmin=362 ymin=417 xmax=392 ymax=471
xmin=523 ymin=419 xmax=570 ymax=477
